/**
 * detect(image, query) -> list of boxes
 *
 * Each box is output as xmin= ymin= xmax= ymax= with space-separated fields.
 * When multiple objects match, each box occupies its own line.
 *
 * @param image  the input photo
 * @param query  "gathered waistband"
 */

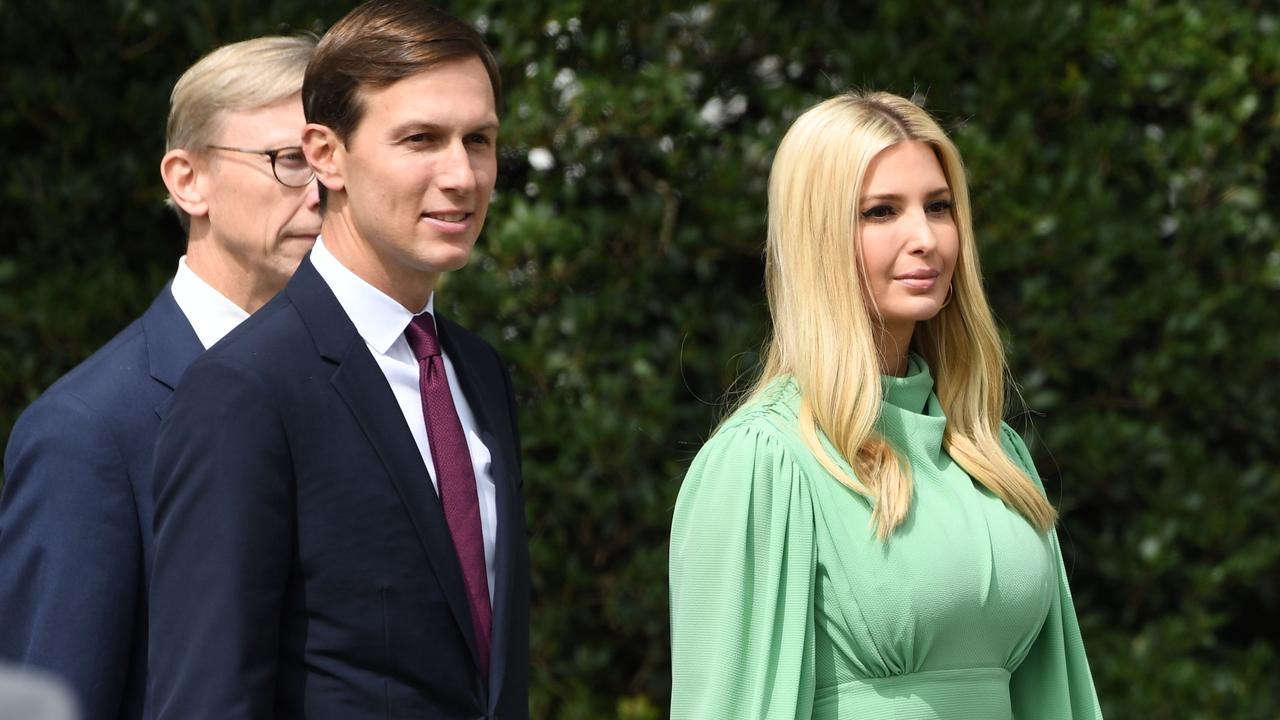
xmin=813 ymin=667 xmax=1013 ymax=719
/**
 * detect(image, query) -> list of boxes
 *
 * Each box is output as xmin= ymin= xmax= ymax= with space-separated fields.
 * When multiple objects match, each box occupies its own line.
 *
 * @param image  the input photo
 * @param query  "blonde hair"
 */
xmin=164 ymin=35 xmax=316 ymax=229
xmin=746 ymin=91 xmax=1057 ymax=538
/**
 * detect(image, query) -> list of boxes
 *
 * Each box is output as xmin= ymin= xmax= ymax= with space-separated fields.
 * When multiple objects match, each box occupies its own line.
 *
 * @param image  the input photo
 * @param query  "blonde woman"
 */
xmin=669 ymin=92 xmax=1103 ymax=719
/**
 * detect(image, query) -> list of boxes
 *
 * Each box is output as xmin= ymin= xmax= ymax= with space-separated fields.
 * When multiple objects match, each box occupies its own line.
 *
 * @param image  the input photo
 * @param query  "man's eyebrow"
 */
xmin=386 ymin=120 xmax=501 ymax=136
xmin=261 ymin=138 xmax=305 ymax=149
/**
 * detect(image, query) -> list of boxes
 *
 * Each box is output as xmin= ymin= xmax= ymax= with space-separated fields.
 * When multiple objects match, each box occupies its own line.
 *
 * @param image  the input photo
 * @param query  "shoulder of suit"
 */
xmin=196 ymin=291 xmax=304 ymax=360
xmin=5 ymin=334 xmax=171 ymax=454
xmin=32 ymin=314 xmax=150 ymax=406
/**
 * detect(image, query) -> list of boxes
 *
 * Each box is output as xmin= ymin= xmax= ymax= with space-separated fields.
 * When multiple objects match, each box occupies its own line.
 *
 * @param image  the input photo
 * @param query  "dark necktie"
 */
xmin=404 ymin=313 xmax=491 ymax=676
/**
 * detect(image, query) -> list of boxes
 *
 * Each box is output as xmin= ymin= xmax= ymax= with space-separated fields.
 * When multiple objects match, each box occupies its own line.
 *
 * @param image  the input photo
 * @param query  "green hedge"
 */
xmin=3 ymin=1 xmax=1277 ymax=718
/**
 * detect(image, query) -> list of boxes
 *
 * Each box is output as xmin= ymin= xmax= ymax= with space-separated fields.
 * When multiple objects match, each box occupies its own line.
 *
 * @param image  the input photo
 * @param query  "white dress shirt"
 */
xmin=169 ymin=256 xmax=251 ymax=350
xmin=309 ymin=237 xmax=497 ymax=601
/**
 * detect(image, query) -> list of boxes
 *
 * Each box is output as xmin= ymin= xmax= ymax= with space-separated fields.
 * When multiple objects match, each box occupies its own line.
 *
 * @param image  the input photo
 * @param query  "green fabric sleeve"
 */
xmin=670 ymin=419 xmax=817 ymax=720
xmin=1002 ymin=426 xmax=1105 ymax=720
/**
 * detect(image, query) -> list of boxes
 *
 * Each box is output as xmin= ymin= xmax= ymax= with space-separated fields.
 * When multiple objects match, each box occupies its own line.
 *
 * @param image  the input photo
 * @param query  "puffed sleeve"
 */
xmin=1002 ymin=425 xmax=1104 ymax=720
xmin=669 ymin=417 xmax=817 ymax=720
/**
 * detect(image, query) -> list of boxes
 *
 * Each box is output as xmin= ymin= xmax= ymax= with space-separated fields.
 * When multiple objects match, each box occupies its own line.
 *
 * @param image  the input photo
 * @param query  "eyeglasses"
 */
xmin=205 ymin=145 xmax=315 ymax=188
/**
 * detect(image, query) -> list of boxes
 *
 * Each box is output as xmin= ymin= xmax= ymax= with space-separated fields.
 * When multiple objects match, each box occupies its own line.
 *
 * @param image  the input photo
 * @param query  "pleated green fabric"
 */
xmin=670 ymin=355 xmax=1103 ymax=719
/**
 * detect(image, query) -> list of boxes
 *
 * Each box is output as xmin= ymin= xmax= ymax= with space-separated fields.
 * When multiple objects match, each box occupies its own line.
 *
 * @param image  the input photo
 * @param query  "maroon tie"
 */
xmin=404 ymin=313 xmax=491 ymax=676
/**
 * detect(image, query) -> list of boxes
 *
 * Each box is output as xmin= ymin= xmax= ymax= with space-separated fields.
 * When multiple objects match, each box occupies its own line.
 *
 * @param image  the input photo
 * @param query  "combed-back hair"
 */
xmin=303 ymin=0 xmax=500 ymax=142
xmin=743 ymin=91 xmax=1057 ymax=538
xmin=164 ymin=35 xmax=316 ymax=231
xmin=301 ymin=0 xmax=500 ymax=210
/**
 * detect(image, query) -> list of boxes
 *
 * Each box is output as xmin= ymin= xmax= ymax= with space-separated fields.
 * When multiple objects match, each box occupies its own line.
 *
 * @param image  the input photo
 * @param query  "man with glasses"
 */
xmin=0 ymin=35 xmax=319 ymax=720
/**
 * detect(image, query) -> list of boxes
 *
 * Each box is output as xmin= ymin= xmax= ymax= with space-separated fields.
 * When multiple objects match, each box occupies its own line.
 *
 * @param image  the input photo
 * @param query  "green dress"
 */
xmin=670 ymin=356 xmax=1103 ymax=719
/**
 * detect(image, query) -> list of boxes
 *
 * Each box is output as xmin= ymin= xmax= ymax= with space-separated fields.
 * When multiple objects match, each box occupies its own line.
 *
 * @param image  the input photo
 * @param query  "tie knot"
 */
xmin=404 ymin=313 xmax=441 ymax=360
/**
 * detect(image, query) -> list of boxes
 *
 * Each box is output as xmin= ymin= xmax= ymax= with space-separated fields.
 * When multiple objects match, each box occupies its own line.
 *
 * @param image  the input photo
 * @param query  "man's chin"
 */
xmin=415 ymin=240 xmax=477 ymax=274
xmin=271 ymin=243 xmax=317 ymax=276
xmin=424 ymin=253 xmax=473 ymax=275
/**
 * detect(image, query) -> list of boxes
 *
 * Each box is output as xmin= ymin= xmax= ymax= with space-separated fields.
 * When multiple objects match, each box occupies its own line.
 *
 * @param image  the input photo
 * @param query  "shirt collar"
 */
xmin=169 ymin=256 xmax=250 ymax=350
xmin=309 ymin=236 xmax=435 ymax=355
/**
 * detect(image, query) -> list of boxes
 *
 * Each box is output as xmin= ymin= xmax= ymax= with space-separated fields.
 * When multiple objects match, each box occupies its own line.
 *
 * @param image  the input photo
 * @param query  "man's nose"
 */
xmin=436 ymin=138 xmax=478 ymax=193
xmin=303 ymin=176 xmax=321 ymax=211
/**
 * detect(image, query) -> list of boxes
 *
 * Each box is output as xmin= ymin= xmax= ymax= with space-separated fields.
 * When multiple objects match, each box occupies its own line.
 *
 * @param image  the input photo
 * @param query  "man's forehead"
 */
xmin=355 ymin=64 xmax=498 ymax=128
xmin=215 ymin=97 xmax=306 ymax=145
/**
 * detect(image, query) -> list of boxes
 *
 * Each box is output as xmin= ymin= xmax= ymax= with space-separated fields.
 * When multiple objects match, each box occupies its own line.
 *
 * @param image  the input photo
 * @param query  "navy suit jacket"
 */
xmin=148 ymin=258 xmax=529 ymax=719
xmin=0 ymin=287 xmax=203 ymax=720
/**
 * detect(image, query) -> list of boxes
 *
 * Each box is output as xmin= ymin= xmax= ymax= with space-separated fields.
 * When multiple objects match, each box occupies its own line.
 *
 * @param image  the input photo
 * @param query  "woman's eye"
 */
xmin=927 ymin=199 xmax=954 ymax=215
xmin=861 ymin=205 xmax=894 ymax=220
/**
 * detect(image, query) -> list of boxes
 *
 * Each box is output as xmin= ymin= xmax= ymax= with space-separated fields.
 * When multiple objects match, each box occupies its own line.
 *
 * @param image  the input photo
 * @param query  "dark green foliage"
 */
xmin=3 ymin=1 xmax=1276 ymax=717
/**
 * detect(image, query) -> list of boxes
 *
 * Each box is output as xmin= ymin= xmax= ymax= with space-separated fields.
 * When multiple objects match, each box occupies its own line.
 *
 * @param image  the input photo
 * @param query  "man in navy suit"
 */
xmin=148 ymin=2 xmax=529 ymax=718
xmin=0 ymin=36 xmax=320 ymax=719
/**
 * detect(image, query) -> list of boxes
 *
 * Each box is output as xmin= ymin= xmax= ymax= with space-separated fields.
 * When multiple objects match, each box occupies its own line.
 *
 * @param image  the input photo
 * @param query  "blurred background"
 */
xmin=2 ymin=0 xmax=1277 ymax=717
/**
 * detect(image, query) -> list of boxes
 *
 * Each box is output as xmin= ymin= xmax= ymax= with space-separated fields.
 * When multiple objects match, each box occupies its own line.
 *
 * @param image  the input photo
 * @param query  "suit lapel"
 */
xmin=287 ymin=260 xmax=484 ymax=673
xmin=437 ymin=319 xmax=518 ymax=708
xmin=143 ymin=283 xmax=205 ymax=419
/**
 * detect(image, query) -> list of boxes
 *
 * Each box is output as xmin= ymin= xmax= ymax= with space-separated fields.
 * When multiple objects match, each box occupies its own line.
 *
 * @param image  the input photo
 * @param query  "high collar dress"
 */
xmin=670 ymin=355 xmax=1103 ymax=719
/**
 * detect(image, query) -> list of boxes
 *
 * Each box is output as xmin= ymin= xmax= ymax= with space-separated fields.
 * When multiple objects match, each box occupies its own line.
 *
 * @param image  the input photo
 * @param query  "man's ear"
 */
xmin=302 ymin=123 xmax=346 ymax=195
xmin=160 ymin=149 xmax=209 ymax=218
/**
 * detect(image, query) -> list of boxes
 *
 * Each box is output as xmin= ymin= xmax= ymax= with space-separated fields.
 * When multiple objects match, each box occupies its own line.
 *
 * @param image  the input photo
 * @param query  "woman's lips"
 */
xmin=895 ymin=276 xmax=937 ymax=290
xmin=894 ymin=269 xmax=939 ymax=290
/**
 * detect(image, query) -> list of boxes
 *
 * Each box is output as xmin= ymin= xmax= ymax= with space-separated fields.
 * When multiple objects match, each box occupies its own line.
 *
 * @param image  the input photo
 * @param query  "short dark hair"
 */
xmin=303 ymin=0 xmax=501 ymax=144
